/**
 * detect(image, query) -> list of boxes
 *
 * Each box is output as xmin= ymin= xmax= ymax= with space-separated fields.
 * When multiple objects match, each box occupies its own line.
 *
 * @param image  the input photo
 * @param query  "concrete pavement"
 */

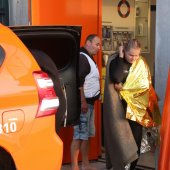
xmin=61 ymin=151 xmax=155 ymax=170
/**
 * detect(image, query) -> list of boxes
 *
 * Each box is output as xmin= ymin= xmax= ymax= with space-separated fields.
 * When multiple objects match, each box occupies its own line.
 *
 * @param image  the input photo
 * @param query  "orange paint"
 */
xmin=30 ymin=0 xmax=102 ymax=163
xmin=159 ymin=68 xmax=170 ymax=170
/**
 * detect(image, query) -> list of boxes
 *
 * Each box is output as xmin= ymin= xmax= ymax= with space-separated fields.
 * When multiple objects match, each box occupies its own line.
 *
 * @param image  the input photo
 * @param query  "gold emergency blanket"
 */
xmin=120 ymin=57 xmax=161 ymax=127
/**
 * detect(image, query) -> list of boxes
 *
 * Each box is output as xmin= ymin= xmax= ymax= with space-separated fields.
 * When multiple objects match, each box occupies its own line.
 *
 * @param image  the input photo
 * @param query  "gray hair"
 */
xmin=85 ymin=34 xmax=98 ymax=42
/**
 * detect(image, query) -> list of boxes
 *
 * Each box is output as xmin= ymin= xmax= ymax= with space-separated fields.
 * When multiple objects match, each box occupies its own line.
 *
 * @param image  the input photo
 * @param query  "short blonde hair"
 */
xmin=124 ymin=39 xmax=141 ymax=52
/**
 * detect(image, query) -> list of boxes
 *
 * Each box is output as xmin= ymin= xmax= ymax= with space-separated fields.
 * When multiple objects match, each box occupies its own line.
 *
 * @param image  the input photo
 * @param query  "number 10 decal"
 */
xmin=0 ymin=118 xmax=17 ymax=134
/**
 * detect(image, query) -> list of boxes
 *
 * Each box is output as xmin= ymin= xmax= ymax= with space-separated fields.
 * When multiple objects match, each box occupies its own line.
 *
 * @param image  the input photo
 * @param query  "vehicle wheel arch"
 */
xmin=0 ymin=146 xmax=16 ymax=170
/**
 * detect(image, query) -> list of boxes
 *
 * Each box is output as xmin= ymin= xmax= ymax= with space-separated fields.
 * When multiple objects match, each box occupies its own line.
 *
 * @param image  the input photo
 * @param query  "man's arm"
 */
xmin=79 ymin=54 xmax=90 ymax=113
xmin=79 ymin=87 xmax=88 ymax=113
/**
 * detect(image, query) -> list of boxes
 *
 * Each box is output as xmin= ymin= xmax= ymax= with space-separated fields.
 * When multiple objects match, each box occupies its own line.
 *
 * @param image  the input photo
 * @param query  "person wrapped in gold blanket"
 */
xmin=103 ymin=39 xmax=161 ymax=170
xmin=120 ymin=50 xmax=161 ymax=128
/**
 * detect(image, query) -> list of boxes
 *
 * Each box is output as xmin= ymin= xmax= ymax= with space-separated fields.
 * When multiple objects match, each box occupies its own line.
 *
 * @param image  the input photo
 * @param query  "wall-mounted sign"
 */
xmin=117 ymin=0 xmax=130 ymax=18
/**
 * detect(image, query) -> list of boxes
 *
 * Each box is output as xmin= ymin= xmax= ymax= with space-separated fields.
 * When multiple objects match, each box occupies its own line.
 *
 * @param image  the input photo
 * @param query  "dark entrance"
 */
xmin=0 ymin=0 xmax=9 ymax=25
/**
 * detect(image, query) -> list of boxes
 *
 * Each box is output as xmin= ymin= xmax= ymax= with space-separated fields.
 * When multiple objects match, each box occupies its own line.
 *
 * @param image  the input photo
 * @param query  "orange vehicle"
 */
xmin=0 ymin=23 xmax=81 ymax=170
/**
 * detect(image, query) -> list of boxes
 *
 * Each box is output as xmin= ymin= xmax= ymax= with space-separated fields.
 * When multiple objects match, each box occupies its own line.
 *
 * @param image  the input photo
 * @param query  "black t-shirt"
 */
xmin=79 ymin=47 xmax=91 ymax=87
xmin=109 ymin=56 xmax=132 ymax=84
xmin=79 ymin=47 xmax=100 ymax=104
xmin=109 ymin=55 xmax=132 ymax=110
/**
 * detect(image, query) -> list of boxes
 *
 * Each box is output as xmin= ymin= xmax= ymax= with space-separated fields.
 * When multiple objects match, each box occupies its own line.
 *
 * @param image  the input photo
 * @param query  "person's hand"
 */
xmin=114 ymin=83 xmax=123 ymax=91
xmin=119 ymin=45 xmax=124 ymax=58
xmin=81 ymin=100 xmax=88 ymax=113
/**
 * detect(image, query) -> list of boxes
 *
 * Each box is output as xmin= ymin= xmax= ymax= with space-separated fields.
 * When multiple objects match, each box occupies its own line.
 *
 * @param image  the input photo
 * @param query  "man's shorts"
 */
xmin=73 ymin=104 xmax=95 ymax=140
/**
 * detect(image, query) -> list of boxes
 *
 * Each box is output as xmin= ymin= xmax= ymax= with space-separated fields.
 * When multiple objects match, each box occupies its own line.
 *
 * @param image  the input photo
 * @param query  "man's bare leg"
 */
xmin=71 ymin=139 xmax=81 ymax=170
xmin=81 ymin=140 xmax=89 ymax=167
xmin=81 ymin=140 xmax=96 ymax=170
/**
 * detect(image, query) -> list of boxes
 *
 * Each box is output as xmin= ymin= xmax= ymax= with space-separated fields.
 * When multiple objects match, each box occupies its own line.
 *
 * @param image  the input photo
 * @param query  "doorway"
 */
xmin=0 ymin=0 xmax=9 ymax=25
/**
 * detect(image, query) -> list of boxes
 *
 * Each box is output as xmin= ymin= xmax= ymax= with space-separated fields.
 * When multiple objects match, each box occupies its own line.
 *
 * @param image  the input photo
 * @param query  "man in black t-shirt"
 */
xmin=71 ymin=34 xmax=101 ymax=170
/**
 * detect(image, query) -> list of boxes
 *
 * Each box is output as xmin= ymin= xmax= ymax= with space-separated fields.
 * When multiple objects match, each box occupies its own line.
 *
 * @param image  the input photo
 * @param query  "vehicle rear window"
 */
xmin=0 ymin=46 xmax=5 ymax=67
xmin=17 ymin=32 xmax=78 ymax=71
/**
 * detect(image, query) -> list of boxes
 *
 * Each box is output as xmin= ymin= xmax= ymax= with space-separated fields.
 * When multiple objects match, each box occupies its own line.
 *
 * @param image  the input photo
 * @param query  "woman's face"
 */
xmin=124 ymin=48 xmax=141 ymax=64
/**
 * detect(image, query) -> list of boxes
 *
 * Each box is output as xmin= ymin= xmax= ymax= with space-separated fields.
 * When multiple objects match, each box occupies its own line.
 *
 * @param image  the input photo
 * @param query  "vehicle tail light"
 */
xmin=33 ymin=71 xmax=59 ymax=118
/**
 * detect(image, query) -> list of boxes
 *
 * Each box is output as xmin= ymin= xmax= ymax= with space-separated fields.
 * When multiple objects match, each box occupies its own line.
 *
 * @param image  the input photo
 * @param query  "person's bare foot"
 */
xmin=81 ymin=165 xmax=96 ymax=170
xmin=71 ymin=165 xmax=79 ymax=170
